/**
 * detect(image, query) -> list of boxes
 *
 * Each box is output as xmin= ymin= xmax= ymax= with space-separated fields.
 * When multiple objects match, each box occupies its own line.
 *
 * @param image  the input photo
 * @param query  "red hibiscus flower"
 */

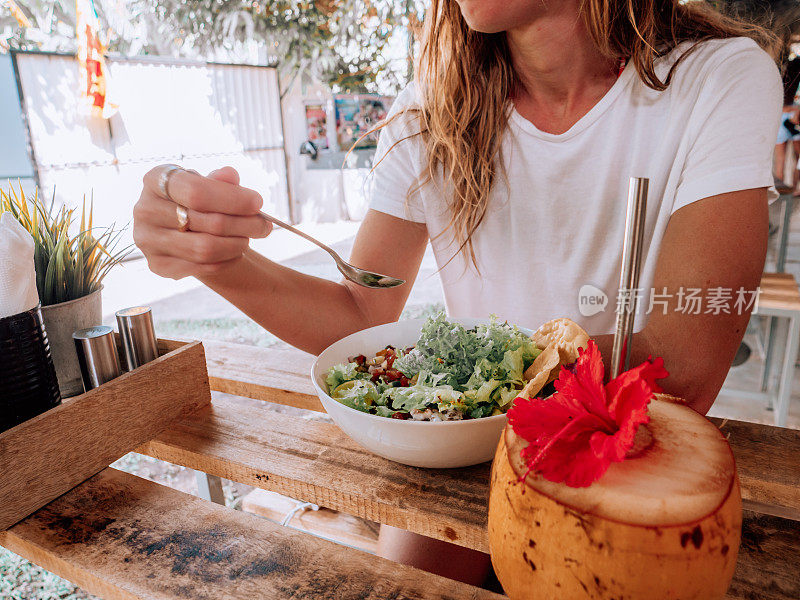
xmin=507 ymin=341 xmax=668 ymax=488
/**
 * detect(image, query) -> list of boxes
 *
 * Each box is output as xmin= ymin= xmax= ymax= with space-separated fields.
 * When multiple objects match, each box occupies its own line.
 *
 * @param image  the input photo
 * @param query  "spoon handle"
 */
xmin=256 ymin=211 xmax=404 ymax=289
xmin=258 ymin=211 xmax=339 ymax=260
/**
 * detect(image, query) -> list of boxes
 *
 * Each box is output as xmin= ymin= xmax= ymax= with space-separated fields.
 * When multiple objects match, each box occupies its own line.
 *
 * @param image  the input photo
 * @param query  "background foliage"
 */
xmin=2 ymin=1 xmax=799 ymax=93
xmin=141 ymin=0 xmax=423 ymax=94
xmin=0 ymin=0 xmax=423 ymax=94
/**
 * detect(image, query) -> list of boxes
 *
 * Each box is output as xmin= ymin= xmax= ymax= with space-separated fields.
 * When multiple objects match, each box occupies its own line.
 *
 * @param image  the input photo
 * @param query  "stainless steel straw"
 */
xmin=610 ymin=177 xmax=649 ymax=378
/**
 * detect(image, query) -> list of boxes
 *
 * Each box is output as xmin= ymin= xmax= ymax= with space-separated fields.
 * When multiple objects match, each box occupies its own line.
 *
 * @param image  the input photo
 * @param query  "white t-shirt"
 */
xmin=369 ymin=38 xmax=782 ymax=335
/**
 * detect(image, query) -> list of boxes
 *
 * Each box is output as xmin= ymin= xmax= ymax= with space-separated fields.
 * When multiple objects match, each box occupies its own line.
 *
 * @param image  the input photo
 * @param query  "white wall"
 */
xmin=13 ymin=51 xmax=382 ymax=234
xmin=14 ymin=52 xmax=288 ymax=243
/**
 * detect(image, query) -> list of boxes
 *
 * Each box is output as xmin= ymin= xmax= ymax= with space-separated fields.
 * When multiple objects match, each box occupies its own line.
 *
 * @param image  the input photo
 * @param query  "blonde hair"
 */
xmin=393 ymin=0 xmax=777 ymax=268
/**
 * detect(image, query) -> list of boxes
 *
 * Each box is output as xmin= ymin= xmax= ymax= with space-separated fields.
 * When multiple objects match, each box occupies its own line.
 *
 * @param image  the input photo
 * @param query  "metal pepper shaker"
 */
xmin=115 ymin=306 xmax=159 ymax=371
xmin=73 ymin=326 xmax=122 ymax=391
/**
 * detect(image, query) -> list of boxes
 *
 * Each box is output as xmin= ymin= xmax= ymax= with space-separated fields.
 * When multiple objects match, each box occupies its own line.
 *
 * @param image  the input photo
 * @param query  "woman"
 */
xmin=134 ymin=0 xmax=781 ymax=586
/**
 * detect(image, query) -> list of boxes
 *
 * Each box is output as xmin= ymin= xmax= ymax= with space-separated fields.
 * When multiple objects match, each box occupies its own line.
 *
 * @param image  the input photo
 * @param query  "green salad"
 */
xmin=325 ymin=313 xmax=541 ymax=421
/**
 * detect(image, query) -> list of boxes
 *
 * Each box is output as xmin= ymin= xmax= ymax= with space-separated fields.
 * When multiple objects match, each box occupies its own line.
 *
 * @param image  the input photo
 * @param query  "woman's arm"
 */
xmin=199 ymin=210 xmax=428 ymax=354
xmin=595 ymin=188 xmax=768 ymax=415
xmin=134 ymin=166 xmax=428 ymax=355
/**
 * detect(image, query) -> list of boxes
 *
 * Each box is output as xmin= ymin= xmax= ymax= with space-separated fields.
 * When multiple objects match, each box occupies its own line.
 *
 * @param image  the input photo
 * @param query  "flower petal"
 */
xmin=526 ymin=426 xmax=610 ymax=487
xmin=601 ymin=357 xmax=667 ymax=461
xmin=606 ymin=356 xmax=669 ymax=407
xmin=508 ymin=341 xmax=668 ymax=488
xmin=552 ymin=341 xmax=611 ymax=422
xmin=605 ymin=357 xmax=668 ymax=427
xmin=508 ymin=396 xmax=578 ymax=446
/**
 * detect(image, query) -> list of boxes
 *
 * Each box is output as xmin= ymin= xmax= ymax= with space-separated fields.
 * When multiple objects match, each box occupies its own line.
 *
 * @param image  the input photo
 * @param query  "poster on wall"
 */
xmin=305 ymin=103 xmax=329 ymax=150
xmin=76 ymin=0 xmax=118 ymax=118
xmin=335 ymin=95 xmax=394 ymax=150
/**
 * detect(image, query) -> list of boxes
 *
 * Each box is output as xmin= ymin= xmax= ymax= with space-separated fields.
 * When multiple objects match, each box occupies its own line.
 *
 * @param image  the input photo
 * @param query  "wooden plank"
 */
xmin=156 ymin=338 xmax=188 ymax=353
xmin=726 ymin=511 xmax=800 ymax=600
xmin=199 ymin=342 xmax=799 ymax=513
xmin=0 ymin=341 xmax=211 ymax=531
xmin=202 ymin=340 xmax=322 ymax=412
xmin=0 ymin=468 xmax=501 ymax=600
xmin=714 ymin=418 xmax=800 ymax=512
xmin=139 ymin=394 xmax=799 ymax=545
xmin=757 ymin=274 xmax=799 ymax=288
xmin=759 ymin=286 xmax=800 ymax=298
xmin=760 ymin=273 xmax=796 ymax=285
xmin=756 ymin=298 xmax=800 ymax=313
xmin=1 ymin=470 xmax=794 ymax=600
xmin=757 ymin=273 xmax=800 ymax=312
xmin=138 ymin=396 xmax=492 ymax=552
xmin=241 ymin=488 xmax=379 ymax=553
xmin=742 ymin=499 xmax=800 ymax=522
xmin=760 ymin=274 xmax=795 ymax=285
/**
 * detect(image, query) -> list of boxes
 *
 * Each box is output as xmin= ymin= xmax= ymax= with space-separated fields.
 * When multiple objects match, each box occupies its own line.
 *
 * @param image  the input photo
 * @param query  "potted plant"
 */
xmin=0 ymin=183 xmax=130 ymax=397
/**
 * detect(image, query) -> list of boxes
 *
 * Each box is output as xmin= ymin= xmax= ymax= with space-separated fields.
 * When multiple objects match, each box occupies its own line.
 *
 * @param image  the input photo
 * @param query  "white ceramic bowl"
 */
xmin=312 ymin=318 xmax=531 ymax=469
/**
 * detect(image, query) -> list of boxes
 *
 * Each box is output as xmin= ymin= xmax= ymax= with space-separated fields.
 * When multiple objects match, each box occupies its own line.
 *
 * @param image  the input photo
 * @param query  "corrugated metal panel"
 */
xmin=0 ymin=54 xmax=35 ymax=180
xmin=13 ymin=52 xmax=289 ymax=243
xmin=15 ymin=54 xmax=114 ymax=169
xmin=207 ymin=64 xmax=283 ymax=149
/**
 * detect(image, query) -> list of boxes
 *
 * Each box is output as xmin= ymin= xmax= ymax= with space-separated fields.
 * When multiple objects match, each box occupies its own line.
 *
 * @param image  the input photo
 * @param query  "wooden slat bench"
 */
xmin=2 ymin=339 xmax=799 ymax=599
xmin=139 ymin=393 xmax=800 ymax=550
xmin=0 ymin=468 xmax=500 ymax=600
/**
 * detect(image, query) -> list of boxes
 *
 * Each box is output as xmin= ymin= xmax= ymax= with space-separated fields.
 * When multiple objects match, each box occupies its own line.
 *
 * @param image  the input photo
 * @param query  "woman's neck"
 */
xmin=507 ymin=10 xmax=620 ymax=134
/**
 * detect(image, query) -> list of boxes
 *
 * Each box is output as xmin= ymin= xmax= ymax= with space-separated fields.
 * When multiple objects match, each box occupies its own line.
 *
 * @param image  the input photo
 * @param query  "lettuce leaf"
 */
xmin=331 ymin=380 xmax=379 ymax=413
xmin=326 ymin=362 xmax=368 ymax=390
xmin=384 ymin=385 xmax=463 ymax=413
xmin=394 ymin=312 xmax=541 ymax=390
xmin=375 ymin=406 xmax=395 ymax=418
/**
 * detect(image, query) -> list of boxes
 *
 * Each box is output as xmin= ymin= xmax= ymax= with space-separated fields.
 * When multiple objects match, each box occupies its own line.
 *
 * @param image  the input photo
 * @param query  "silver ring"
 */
xmin=176 ymin=204 xmax=190 ymax=232
xmin=158 ymin=164 xmax=183 ymax=201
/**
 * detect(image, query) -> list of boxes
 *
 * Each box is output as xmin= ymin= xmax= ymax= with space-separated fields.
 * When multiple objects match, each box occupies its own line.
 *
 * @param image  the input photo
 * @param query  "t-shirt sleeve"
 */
xmin=367 ymin=86 xmax=427 ymax=223
xmin=672 ymin=41 xmax=783 ymax=213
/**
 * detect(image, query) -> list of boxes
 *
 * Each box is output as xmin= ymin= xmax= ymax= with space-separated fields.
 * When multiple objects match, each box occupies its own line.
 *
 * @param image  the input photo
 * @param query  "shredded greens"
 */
xmin=325 ymin=313 xmax=541 ymax=421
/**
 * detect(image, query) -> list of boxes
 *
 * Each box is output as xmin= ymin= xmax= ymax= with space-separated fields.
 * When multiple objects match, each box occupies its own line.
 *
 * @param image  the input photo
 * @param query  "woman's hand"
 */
xmin=133 ymin=165 xmax=270 ymax=280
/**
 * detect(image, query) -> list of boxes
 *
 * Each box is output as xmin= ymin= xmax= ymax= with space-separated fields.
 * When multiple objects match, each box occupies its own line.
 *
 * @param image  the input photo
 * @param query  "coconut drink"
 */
xmin=488 ymin=320 xmax=741 ymax=600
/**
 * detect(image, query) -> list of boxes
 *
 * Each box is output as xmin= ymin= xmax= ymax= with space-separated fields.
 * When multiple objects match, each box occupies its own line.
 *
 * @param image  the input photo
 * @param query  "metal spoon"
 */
xmin=258 ymin=212 xmax=405 ymax=289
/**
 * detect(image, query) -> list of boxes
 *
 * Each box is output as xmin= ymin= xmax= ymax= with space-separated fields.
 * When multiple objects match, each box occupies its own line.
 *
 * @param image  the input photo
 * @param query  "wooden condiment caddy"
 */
xmin=0 ymin=338 xmax=211 ymax=530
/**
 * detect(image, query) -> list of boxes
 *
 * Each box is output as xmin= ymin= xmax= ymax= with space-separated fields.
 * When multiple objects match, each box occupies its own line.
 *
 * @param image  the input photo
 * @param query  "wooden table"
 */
xmin=2 ymin=339 xmax=799 ymax=599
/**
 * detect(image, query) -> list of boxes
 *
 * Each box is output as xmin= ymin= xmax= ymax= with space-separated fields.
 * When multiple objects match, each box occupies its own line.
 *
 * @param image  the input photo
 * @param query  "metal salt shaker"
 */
xmin=116 ymin=306 xmax=159 ymax=371
xmin=73 ymin=326 xmax=122 ymax=391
